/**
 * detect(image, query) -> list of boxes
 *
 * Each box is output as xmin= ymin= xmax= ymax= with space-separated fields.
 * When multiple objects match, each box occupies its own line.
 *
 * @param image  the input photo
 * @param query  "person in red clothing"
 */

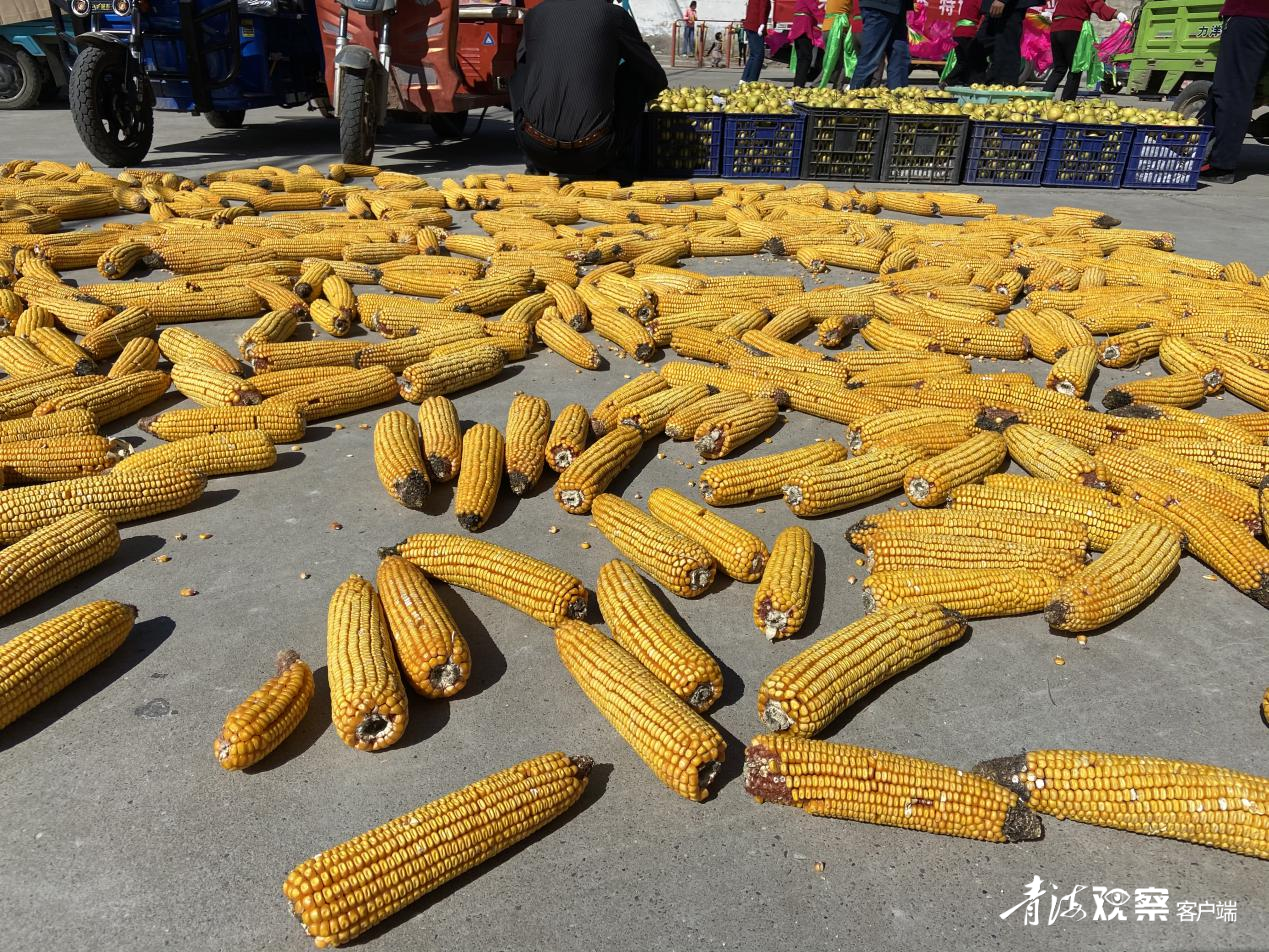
xmin=941 ymin=0 xmax=987 ymax=85
xmin=1201 ymin=0 xmax=1269 ymax=182
xmin=1043 ymin=0 xmax=1127 ymax=99
xmin=742 ymin=0 xmax=773 ymax=81
xmin=790 ymin=0 xmax=826 ymax=86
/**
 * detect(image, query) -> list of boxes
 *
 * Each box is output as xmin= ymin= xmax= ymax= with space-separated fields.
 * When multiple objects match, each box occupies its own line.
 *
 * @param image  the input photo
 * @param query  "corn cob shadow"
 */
xmin=162 ymin=486 xmax=239 ymax=517
xmin=795 ymin=540 xmax=829 ymax=640
xmin=98 ymin=391 xmax=187 ymax=437
xmin=418 ymin=480 xmax=456 ymax=519
xmin=345 ymin=759 xmax=613 ymax=947
xmin=0 ymin=533 xmax=165 ymax=626
xmin=243 ymin=663 xmax=330 ymax=774
xmin=288 ymin=425 xmax=341 ymax=444
xmin=0 ymin=614 xmax=176 ymax=752
xmin=601 ymin=438 xmax=670 ymax=501
xmin=429 ymin=584 xmax=507 ymax=698
xmin=265 ymin=450 xmax=307 ymax=473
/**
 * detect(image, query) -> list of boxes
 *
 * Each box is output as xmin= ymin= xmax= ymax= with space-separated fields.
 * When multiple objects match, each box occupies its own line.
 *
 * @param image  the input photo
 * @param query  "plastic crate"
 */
xmin=1041 ymin=122 xmax=1133 ymax=187
xmin=721 ymin=114 xmax=806 ymax=179
xmin=881 ymin=114 xmax=969 ymax=185
xmin=946 ymin=86 xmax=1055 ymax=104
xmin=642 ymin=111 xmax=724 ymax=178
xmin=795 ymin=105 xmax=887 ymax=181
xmin=1122 ymin=124 xmax=1212 ymax=190
xmin=962 ymin=120 xmax=1054 ymax=186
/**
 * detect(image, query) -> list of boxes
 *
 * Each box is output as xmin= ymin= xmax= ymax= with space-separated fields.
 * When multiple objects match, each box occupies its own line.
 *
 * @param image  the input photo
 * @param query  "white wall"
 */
xmin=632 ymin=0 xmax=749 ymax=39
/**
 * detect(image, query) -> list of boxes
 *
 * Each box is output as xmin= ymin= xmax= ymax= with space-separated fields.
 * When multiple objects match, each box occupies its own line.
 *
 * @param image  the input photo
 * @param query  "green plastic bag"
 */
xmin=818 ymin=15 xmax=850 ymax=88
xmin=1071 ymin=20 xmax=1105 ymax=91
xmin=940 ymin=48 xmax=957 ymax=84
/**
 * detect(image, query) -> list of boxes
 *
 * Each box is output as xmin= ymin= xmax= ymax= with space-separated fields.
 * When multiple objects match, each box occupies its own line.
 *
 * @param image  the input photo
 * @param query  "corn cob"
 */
xmin=544 ymin=402 xmax=589 ymax=472
xmin=114 ymin=429 xmax=276 ymax=477
xmin=0 ymin=434 xmax=128 ymax=483
xmin=750 ymin=525 xmax=813 ymax=641
xmin=0 ymin=409 xmax=96 ymax=444
xmin=1045 ymin=343 xmax=1099 ymax=397
xmin=354 ymin=324 xmax=486 ymax=373
xmin=554 ymin=619 xmax=722 ymax=801
xmin=903 ymin=431 xmax=1007 ymax=507
xmin=498 ymin=393 xmax=551 ymax=496
xmin=689 ymin=397 xmax=777 ymax=459
xmin=1095 ymin=444 xmax=1260 ymax=531
xmin=758 ymin=605 xmax=968 ymax=736
xmin=283 ymin=751 xmax=589 ymax=948
xmin=1003 ymin=423 xmax=1103 ymax=487
xmin=783 ymin=446 xmax=922 ymax=518
xmin=1102 ymin=373 xmax=1206 ymax=410
xmin=1098 ymin=326 xmax=1165 ymax=368
xmin=1221 ymin=359 xmax=1269 ymax=411
xmin=372 ymin=411 xmax=430 ymax=510
xmin=0 ymin=373 xmax=107 ymax=421
xmin=391 ymin=533 xmax=588 ymax=625
xmin=414 ymin=395 xmax=462 ymax=483
xmin=247 ymin=340 xmax=364 ymax=373
xmin=1158 ymin=336 xmax=1225 ymax=393
xmin=293 ymin=260 xmax=334 ymax=301
xmin=848 ymin=407 xmax=978 ymax=454
xmin=698 ymin=439 xmax=848 ymax=507
xmin=138 ymin=404 xmax=305 ymax=443
xmin=974 ymin=749 xmax=1268 ymax=860
xmin=646 ymin=486 xmax=768 ymax=582
xmin=247 ymin=366 xmax=358 ymax=400
xmin=596 ymin=559 xmax=723 ymax=711
xmin=269 ymin=365 xmax=397 ymax=421
xmin=0 ymin=600 xmax=136 ymax=731
xmin=1150 ymin=440 xmax=1269 ymax=486
xmin=77 ymin=306 xmax=155 ymax=362
xmin=157 ymin=326 xmax=242 ymax=375
xmin=26 ymin=327 xmax=96 ymax=375
xmin=616 ymin=384 xmax=707 ymax=439
xmin=862 ymin=526 xmax=1086 ymax=576
xmin=13 ymin=306 xmax=57 ymax=338
xmin=1228 ymin=412 xmax=1269 ymax=440
xmin=590 ymin=372 xmax=669 ymax=435
xmin=145 ymin=286 xmax=263 ymax=324
xmin=304 ymin=299 xmax=348 ymax=339
xmin=108 ymin=337 xmax=161 ymax=378
xmin=34 ymin=370 xmax=170 ymax=424
xmin=214 ymin=650 xmax=314 ymax=771
xmin=398 ymin=344 xmax=505 ymax=402
xmin=534 ymin=313 xmax=600 ymax=369
xmin=377 ymin=555 xmax=470 ymax=698
xmin=168 ymin=362 xmax=260 ymax=408
xmin=1132 ymin=402 xmax=1262 ymax=444
xmin=0 ymin=509 xmax=120 ymax=618
xmin=0 ymin=335 xmax=57 ymax=375
xmin=746 ymin=734 xmax=1041 ymax=842
xmin=452 ymin=423 xmax=504 ymax=532
xmin=326 ymin=574 xmax=408 ymax=752
xmin=591 ymin=493 xmax=715 ymax=597
xmin=863 ymin=567 xmax=1058 ymax=619
xmin=554 ymin=425 xmax=644 ymax=514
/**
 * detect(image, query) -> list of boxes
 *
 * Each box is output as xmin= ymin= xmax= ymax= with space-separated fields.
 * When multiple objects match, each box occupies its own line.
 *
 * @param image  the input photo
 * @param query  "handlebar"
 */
xmin=457 ymin=4 xmax=524 ymax=21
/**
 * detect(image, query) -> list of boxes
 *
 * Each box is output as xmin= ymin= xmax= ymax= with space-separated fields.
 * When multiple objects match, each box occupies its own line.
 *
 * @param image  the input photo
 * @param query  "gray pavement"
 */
xmin=1 ymin=92 xmax=1268 ymax=952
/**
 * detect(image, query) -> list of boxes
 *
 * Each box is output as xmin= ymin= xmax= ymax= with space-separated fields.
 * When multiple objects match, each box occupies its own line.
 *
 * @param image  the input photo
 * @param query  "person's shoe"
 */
xmin=1199 ymin=164 xmax=1236 ymax=184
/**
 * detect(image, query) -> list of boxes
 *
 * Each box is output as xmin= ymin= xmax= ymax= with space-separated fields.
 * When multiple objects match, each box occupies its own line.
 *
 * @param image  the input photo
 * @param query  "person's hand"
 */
xmin=989 ymin=0 xmax=1004 ymax=15
xmin=1116 ymin=10 xmax=1129 ymax=21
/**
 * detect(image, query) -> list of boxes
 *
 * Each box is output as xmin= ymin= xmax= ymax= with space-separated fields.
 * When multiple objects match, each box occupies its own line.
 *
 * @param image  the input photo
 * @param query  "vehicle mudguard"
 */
xmin=334 ymin=44 xmax=376 ymax=73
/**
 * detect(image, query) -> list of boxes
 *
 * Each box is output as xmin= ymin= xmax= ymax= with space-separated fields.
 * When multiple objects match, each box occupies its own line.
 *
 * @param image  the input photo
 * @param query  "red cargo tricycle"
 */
xmin=316 ymin=0 xmax=533 ymax=163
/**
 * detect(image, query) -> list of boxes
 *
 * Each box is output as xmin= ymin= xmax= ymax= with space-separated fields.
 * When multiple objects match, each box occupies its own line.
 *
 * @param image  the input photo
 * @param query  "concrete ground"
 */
xmin=1 ymin=79 xmax=1268 ymax=952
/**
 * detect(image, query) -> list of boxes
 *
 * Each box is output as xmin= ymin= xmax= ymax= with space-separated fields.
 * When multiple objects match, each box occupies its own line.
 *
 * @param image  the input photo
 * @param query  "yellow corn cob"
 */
xmin=757 ymin=605 xmax=967 ymax=736
xmin=903 ymin=431 xmax=1007 ymax=507
xmin=157 ymin=326 xmax=242 ymax=375
xmin=377 ymin=555 xmax=470 ymax=698
xmin=0 ymin=600 xmax=136 ymax=731
xmin=0 ymin=373 xmax=108 ymax=420
xmin=139 ymin=405 xmax=305 ymax=443
xmin=1044 ymin=521 xmax=1182 ymax=632
xmin=269 ymin=365 xmax=397 ymax=421
xmin=590 ymin=303 xmax=656 ymax=360
xmin=595 ymin=559 xmax=723 ymax=711
xmin=544 ymin=402 xmax=589 ymax=472
xmin=308 ymin=299 xmax=351 ymax=338
xmin=745 ymin=734 xmax=1041 ymax=843
xmin=863 ymin=567 xmax=1058 ymax=619
xmin=77 ymin=306 xmax=155 ymax=362
xmin=1002 ymin=406 xmax=1204 ymax=453
xmin=668 ymin=326 xmax=752 ymax=364
xmin=590 ymin=372 xmax=669 ymax=435
xmin=503 ymin=394 xmax=551 ymax=495
xmin=415 ymin=396 xmax=462 ymax=483
xmin=170 ymin=363 xmax=262 ymax=407
xmin=1149 ymin=440 xmax=1269 ymax=486
xmin=1221 ymin=359 xmax=1269 ymax=411
xmin=1102 ymin=373 xmax=1207 ymax=410
xmin=618 ymin=384 xmax=711 ymax=438
xmin=319 ymin=274 xmax=358 ymax=325
xmin=247 ymin=366 xmax=358 ymax=400
xmin=1123 ymin=477 xmax=1269 ymax=606
xmin=326 ymin=574 xmax=408 ymax=752
xmin=398 ymin=344 xmax=505 ymax=402
xmin=0 ymin=409 xmax=97 ymax=444
xmin=283 ymin=751 xmax=590 ymax=948
xmin=783 ymin=446 xmax=923 ymax=518
xmin=752 ymin=525 xmax=814 ymax=641
xmin=13 ymin=306 xmax=57 ymax=338
xmin=692 ymin=398 xmax=780 ymax=460
xmin=1098 ymin=326 xmax=1165 ymax=368
xmin=0 ymin=434 xmax=128 ymax=483
xmin=214 ymin=650 xmax=314 ymax=770
xmin=1044 ymin=343 xmax=1099 ymax=397
xmin=555 ymin=619 xmax=723 ymax=801
xmin=0 ymin=335 xmax=57 ymax=376
xmin=0 ymin=509 xmax=120 ymax=618
xmin=1095 ymin=444 xmax=1260 ymax=531
xmin=554 ymin=425 xmax=643 ymax=514
xmin=974 ymin=749 xmax=1269 ymax=860
xmin=292 ymin=260 xmax=334 ymax=301
xmin=545 ymin=281 xmax=589 ymax=330
xmin=391 ymin=532 xmax=588 ymax=625
xmin=1227 ymin=411 xmax=1269 ymax=440
xmin=371 ymin=411 xmax=430 ymax=510
xmin=662 ymin=391 xmax=748 ymax=442
xmin=354 ymin=324 xmax=487 ymax=373
xmin=114 ymin=429 xmax=276 ymax=477
xmin=108 ymin=337 xmax=161 ymax=378
xmin=1003 ymin=422 xmax=1103 ymax=487
xmin=247 ymin=340 xmax=364 ymax=373
xmin=34 ymin=370 xmax=170 ymax=424
xmin=861 ymin=527 xmax=1086 ymax=576
xmin=453 ymin=423 xmax=504 ymax=532
xmin=1158 ymin=336 xmax=1225 ymax=393
xmin=592 ymin=493 xmax=715 ymax=597
xmin=536 ymin=313 xmax=602 ymax=369
xmin=647 ymin=487 xmax=768 ymax=582
xmin=247 ymin=276 xmax=308 ymax=318
xmin=26 ymin=327 xmax=97 ymax=374
xmin=847 ymin=407 xmax=977 ymax=454
xmin=698 ymin=438 xmax=848 ymax=506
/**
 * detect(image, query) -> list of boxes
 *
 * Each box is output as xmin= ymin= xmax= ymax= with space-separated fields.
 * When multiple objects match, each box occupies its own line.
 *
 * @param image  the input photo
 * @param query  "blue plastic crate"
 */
xmin=1041 ymin=122 xmax=1133 ymax=188
xmin=795 ymin=105 xmax=887 ymax=181
xmin=721 ymin=114 xmax=806 ymax=179
xmin=963 ymin=121 xmax=1054 ymax=186
xmin=1122 ymin=124 xmax=1212 ymax=190
xmin=881 ymin=114 xmax=969 ymax=185
xmin=642 ymin=111 xmax=724 ymax=178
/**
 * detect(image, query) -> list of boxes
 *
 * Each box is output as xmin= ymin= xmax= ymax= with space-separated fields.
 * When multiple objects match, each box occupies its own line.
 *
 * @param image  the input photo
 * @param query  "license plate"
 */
xmin=90 ymin=1 xmax=116 ymax=12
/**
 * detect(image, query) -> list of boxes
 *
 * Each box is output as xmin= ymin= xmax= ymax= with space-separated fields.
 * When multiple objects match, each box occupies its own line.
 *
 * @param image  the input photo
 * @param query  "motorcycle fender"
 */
xmin=73 ymin=31 xmax=127 ymax=57
xmin=334 ymin=44 xmax=376 ymax=74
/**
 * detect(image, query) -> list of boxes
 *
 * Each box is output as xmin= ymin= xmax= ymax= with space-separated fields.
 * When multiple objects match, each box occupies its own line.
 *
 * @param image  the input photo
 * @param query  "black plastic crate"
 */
xmin=881 ymin=114 xmax=969 ymax=185
xmin=721 ymin=113 xmax=806 ymax=179
xmin=795 ymin=105 xmax=887 ymax=181
xmin=1122 ymin=124 xmax=1212 ymax=190
xmin=962 ymin=120 xmax=1054 ymax=186
xmin=642 ymin=111 xmax=724 ymax=178
xmin=1041 ymin=122 xmax=1133 ymax=188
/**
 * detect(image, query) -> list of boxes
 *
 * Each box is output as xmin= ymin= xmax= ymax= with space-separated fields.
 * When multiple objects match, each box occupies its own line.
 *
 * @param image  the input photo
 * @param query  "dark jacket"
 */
xmin=510 ymin=0 xmax=668 ymax=142
xmin=859 ymin=0 xmax=913 ymax=14
xmin=1221 ymin=0 xmax=1269 ymax=16
xmin=980 ymin=0 xmax=1044 ymax=13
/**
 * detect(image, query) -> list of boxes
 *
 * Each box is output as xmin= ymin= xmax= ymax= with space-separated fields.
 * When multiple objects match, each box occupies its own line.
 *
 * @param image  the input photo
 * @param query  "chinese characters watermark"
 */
xmin=1000 ymin=877 xmax=1238 ymax=925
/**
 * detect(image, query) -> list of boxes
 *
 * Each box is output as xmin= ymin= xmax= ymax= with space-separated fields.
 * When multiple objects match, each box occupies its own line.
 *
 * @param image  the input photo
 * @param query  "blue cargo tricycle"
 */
xmin=1 ymin=16 xmax=69 ymax=109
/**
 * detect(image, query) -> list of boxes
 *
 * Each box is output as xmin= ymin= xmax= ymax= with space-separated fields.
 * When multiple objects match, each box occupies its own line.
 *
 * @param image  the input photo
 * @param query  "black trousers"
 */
xmin=1044 ymin=28 xmax=1082 ymax=100
xmin=1203 ymin=15 xmax=1269 ymax=170
xmin=793 ymin=35 xmax=814 ymax=86
xmin=944 ymin=34 xmax=988 ymax=85
xmin=982 ymin=8 xmax=1028 ymax=85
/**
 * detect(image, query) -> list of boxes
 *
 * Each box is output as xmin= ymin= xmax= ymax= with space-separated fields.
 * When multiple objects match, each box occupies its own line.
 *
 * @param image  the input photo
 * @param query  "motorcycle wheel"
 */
xmin=68 ymin=45 xmax=153 ymax=166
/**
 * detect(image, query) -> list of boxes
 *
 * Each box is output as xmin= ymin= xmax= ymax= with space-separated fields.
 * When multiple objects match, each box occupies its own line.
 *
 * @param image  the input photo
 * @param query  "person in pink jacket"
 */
xmin=790 ymin=0 xmax=825 ymax=85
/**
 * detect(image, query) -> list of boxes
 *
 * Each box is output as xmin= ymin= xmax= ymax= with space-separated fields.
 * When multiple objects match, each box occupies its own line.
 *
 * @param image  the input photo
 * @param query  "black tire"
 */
xmin=206 ymin=109 xmax=245 ymax=129
xmin=0 ymin=41 xmax=43 ymax=110
xmin=428 ymin=109 xmax=470 ymax=141
xmin=1173 ymin=80 xmax=1211 ymax=121
xmin=68 ymin=45 xmax=153 ymax=167
xmin=338 ymin=69 xmax=377 ymax=165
